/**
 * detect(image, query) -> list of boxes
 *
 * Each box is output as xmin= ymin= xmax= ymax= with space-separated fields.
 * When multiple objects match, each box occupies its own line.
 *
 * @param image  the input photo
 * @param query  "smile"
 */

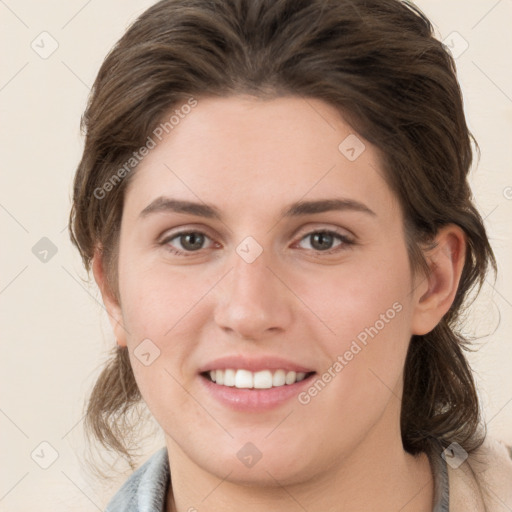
xmin=205 ymin=369 xmax=313 ymax=389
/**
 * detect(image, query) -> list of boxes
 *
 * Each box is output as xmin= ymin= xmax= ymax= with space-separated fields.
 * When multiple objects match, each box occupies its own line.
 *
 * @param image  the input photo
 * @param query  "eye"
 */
xmin=159 ymin=228 xmax=354 ymax=257
xmin=296 ymin=230 xmax=353 ymax=254
xmin=161 ymin=231 xmax=216 ymax=255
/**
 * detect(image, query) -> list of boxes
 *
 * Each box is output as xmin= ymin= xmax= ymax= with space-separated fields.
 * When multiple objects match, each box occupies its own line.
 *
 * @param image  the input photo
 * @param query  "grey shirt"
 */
xmin=104 ymin=446 xmax=449 ymax=511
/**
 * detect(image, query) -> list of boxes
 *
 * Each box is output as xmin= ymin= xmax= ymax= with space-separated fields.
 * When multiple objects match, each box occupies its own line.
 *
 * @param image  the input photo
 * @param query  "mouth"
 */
xmin=197 ymin=356 xmax=317 ymax=410
xmin=201 ymin=369 xmax=317 ymax=389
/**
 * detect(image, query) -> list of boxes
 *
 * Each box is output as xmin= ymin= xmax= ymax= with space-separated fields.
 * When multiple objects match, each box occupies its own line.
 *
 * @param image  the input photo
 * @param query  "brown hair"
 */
xmin=69 ymin=0 xmax=496 ymax=472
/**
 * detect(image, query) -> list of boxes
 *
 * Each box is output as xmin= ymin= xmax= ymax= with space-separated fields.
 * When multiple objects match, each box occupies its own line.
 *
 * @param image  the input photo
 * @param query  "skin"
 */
xmin=93 ymin=95 xmax=466 ymax=511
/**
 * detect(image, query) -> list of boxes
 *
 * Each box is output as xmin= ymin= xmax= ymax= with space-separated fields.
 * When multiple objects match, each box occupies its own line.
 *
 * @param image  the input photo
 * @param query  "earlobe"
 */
xmin=91 ymin=247 xmax=128 ymax=347
xmin=411 ymin=225 xmax=466 ymax=335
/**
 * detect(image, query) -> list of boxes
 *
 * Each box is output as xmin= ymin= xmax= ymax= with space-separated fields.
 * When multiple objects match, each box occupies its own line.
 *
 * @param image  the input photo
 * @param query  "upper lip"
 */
xmin=198 ymin=355 xmax=315 ymax=374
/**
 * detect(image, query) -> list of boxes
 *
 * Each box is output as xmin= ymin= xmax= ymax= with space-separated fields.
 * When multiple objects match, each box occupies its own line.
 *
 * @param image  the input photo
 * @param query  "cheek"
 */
xmin=297 ymin=247 xmax=412 ymax=341
xmin=116 ymin=258 xmax=219 ymax=407
xmin=118 ymin=256 xmax=210 ymax=340
xmin=118 ymin=261 xmax=211 ymax=421
xmin=295 ymin=247 xmax=414 ymax=397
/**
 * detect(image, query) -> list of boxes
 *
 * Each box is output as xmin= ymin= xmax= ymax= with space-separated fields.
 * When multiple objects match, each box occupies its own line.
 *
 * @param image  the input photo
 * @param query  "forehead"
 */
xmin=123 ymin=95 xmax=399 ymax=222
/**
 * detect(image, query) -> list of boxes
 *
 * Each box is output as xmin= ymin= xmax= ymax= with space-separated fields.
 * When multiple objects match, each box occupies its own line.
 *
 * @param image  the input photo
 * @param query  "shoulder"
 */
xmin=105 ymin=446 xmax=170 ymax=512
xmin=448 ymin=436 xmax=512 ymax=511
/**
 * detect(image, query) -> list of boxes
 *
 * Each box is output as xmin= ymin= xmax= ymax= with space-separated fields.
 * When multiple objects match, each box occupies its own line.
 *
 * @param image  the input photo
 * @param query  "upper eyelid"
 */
xmin=160 ymin=222 xmax=354 ymax=240
xmin=159 ymin=224 xmax=215 ymax=242
xmin=293 ymin=225 xmax=354 ymax=240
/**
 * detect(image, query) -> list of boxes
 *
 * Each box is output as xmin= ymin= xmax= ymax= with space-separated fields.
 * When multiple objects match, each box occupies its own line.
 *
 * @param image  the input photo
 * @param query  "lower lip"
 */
xmin=199 ymin=373 xmax=316 ymax=411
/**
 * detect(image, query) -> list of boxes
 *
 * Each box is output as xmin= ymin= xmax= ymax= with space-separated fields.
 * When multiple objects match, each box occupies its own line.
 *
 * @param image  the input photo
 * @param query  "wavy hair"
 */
xmin=69 ymin=0 xmax=496 ymax=471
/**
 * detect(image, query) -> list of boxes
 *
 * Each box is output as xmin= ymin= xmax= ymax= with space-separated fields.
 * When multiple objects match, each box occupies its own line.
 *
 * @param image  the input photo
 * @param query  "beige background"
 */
xmin=1 ymin=0 xmax=511 ymax=510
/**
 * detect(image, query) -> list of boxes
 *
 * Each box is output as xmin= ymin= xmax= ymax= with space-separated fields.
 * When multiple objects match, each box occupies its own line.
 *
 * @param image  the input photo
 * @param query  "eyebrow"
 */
xmin=138 ymin=196 xmax=376 ymax=221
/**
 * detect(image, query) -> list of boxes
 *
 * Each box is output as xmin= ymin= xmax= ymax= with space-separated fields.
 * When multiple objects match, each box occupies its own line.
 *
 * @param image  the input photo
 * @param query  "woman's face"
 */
xmin=108 ymin=95 xmax=429 ymax=485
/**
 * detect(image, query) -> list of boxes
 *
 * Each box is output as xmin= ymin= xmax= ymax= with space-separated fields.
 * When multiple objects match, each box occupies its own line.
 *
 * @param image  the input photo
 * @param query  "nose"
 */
xmin=213 ymin=250 xmax=294 ymax=340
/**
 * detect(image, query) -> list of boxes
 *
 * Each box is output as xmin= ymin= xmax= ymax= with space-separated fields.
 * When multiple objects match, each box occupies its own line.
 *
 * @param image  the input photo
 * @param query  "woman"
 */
xmin=69 ymin=0 xmax=512 ymax=510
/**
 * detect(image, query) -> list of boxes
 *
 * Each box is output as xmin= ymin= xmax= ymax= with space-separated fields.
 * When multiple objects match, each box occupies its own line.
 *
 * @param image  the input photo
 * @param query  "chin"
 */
xmin=193 ymin=441 xmax=314 ymax=488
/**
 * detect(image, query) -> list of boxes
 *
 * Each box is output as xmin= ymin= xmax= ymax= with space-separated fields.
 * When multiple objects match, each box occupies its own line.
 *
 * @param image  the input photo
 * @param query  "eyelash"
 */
xmin=159 ymin=229 xmax=354 ymax=257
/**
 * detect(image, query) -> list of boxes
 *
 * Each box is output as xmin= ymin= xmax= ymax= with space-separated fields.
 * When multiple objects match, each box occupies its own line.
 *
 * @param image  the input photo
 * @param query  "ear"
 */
xmin=410 ymin=224 xmax=466 ymax=335
xmin=91 ymin=247 xmax=128 ymax=347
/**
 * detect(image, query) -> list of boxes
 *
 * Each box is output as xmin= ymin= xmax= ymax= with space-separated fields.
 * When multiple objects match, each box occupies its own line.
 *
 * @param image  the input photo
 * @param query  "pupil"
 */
xmin=182 ymin=233 xmax=204 ymax=251
xmin=312 ymin=232 xmax=333 ymax=250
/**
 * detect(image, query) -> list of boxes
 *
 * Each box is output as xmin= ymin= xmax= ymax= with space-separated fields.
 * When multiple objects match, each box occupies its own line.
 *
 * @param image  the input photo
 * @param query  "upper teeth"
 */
xmin=208 ymin=369 xmax=308 ymax=389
